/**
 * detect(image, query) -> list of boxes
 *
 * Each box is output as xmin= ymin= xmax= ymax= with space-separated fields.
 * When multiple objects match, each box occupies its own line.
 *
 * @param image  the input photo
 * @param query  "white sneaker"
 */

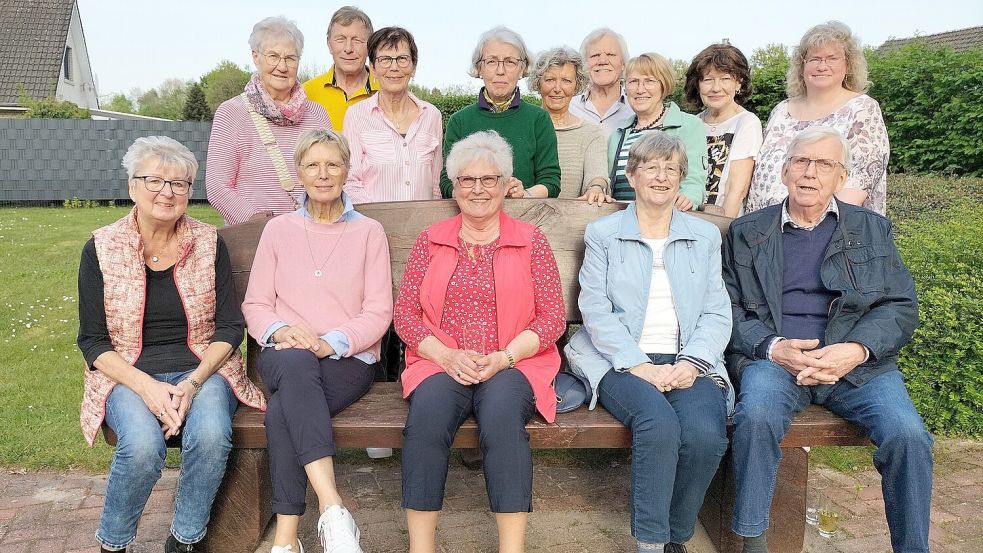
xmin=317 ymin=505 xmax=362 ymax=553
xmin=366 ymin=447 xmax=393 ymax=459
xmin=271 ymin=542 xmax=304 ymax=553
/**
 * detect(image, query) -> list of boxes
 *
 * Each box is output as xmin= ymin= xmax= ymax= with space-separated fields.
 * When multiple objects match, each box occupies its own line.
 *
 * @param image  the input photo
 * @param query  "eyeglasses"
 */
xmin=625 ymin=77 xmax=662 ymax=90
xmin=787 ymin=156 xmax=845 ymax=174
xmin=635 ymin=163 xmax=682 ymax=179
xmin=479 ymin=57 xmax=524 ymax=72
xmin=804 ymin=55 xmax=843 ymax=67
xmin=133 ymin=175 xmax=192 ymax=195
xmin=455 ymin=175 xmax=501 ymax=189
xmin=375 ymin=55 xmax=412 ymax=69
xmin=263 ymin=52 xmax=300 ymax=68
xmin=301 ymin=161 xmax=347 ymax=177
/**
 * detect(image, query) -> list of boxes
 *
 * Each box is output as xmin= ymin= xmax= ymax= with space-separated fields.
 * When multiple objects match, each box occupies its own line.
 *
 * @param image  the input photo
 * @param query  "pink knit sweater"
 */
xmin=241 ymin=212 xmax=393 ymax=360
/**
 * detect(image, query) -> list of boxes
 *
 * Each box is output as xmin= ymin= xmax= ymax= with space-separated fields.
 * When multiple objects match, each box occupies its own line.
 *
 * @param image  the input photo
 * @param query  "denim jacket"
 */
xmin=565 ymin=203 xmax=734 ymax=412
xmin=721 ymin=200 xmax=918 ymax=386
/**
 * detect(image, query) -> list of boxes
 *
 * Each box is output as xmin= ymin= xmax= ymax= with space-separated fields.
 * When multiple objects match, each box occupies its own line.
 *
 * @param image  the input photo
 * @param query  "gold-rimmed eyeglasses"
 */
xmin=301 ymin=161 xmax=347 ymax=177
xmin=786 ymin=156 xmax=845 ymax=175
xmin=133 ymin=175 xmax=192 ymax=195
xmin=262 ymin=52 xmax=300 ymax=68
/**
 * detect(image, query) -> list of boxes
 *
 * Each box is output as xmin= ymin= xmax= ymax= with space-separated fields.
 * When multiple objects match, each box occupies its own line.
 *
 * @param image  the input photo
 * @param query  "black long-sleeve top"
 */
xmin=77 ymin=236 xmax=244 ymax=374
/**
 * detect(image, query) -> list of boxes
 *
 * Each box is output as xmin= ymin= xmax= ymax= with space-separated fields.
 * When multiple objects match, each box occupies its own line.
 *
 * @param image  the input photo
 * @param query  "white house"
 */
xmin=0 ymin=0 xmax=98 ymax=116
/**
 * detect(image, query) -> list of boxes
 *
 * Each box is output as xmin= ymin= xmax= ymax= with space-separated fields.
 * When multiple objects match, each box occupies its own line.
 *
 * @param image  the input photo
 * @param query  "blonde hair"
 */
xmin=294 ymin=129 xmax=351 ymax=168
xmin=624 ymin=53 xmax=676 ymax=99
xmin=787 ymin=21 xmax=869 ymax=98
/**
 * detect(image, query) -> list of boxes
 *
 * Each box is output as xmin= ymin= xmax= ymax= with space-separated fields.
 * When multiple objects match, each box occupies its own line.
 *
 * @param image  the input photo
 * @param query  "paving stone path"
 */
xmin=1 ymin=439 xmax=980 ymax=553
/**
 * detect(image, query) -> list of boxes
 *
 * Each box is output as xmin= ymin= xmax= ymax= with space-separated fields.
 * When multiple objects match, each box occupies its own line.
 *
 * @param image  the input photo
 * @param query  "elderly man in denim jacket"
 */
xmin=722 ymin=126 xmax=932 ymax=553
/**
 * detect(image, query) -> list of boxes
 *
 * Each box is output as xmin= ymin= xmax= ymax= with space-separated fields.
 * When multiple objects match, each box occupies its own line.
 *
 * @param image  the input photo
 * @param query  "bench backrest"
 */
xmin=217 ymin=199 xmax=732 ymax=384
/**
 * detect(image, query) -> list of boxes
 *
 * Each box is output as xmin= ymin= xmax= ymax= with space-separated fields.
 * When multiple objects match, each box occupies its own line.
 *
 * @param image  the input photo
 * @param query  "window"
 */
xmin=63 ymin=46 xmax=73 ymax=81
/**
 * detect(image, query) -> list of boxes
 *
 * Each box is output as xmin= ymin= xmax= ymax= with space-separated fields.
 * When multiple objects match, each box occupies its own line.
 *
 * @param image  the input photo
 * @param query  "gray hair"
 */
xmin=121 ymin=136 xmax=198 ymax=181
xmin=787 ymin=20 xmax=869 ymax=98
xmin=446 ymin=130 xmax=514 ymax=182
xmin=249 ymin=16 xmax=305 ymax=56
xmin=626 ymin=131 xmax=689 ymax=179
xmin=579 ymin=28 xmax=629 ymax=68
xmin=785 ymin=126 xmax=853 ymax=170
xmin=527 ymin=46 xmax=591 ymax=95
xmin=327 ymin=6 xmax=374 ymax=37
xmin=294 ymin=128 xmax=351 ymax=168
xmin=468 ymin=26 xmax=533 ymax=78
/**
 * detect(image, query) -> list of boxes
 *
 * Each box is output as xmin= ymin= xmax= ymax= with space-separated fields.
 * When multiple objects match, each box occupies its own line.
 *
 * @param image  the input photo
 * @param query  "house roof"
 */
xmin=879 ymin=26 xmax=983 ymax=53
xmin=0 ymin=0 xmax=75 ymax=105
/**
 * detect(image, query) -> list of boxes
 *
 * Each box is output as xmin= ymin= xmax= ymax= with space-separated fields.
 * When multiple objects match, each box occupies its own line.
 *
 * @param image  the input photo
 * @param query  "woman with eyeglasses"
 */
xmin=608 ymin=53 xmax=707 ymax=210
xmin=205 ymin=16 xmax=332 ymax=225
xmin=396 ymin=130 xmax=565 ymax=552
xmin=566 ymin=131 xmax=732 ymax=553
xmin=341 ymin=27 xmax=442 ymax=203
xmin=78 ymin=136 xmax=266 ymax=553
xmin=746 ymin=21 xmax=889 ymax=215
xmin=438 ymin=26 xmax=561 ymax=200
xmin=242 ymin=129 xmax=393 ymax=553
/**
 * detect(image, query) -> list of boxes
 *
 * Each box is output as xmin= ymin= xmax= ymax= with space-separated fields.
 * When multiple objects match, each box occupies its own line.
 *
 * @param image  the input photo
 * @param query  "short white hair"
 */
xmin=121 ymin=136 xmax=198 ymax=181
xmin=248 ymin=16 xmax=304 ymax=56
xmin=579 ymin=28 xmax=629 ymax=66
xmin=785 ymin=126 xmax=853 ymax=170
xmin=626 ymin=131 xmax=689 ymax=179
xmin=468 ymin=26 xmax=532 ymax=78
xmin=294 ymin=128 xmax=351 ymax=168
xmin=446 ymin=131 xmax=514 ymax=182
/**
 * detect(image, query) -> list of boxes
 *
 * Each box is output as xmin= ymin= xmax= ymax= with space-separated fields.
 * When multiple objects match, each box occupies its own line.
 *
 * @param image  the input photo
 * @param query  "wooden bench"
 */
xmin=112 ymin=199 xmax=869 ymax=553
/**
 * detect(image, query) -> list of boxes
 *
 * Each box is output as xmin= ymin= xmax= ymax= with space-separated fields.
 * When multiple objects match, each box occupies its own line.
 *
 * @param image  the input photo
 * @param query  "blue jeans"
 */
xmin=731 ymin=360 xmax=933 ymax=553
xmin=598 ymin=355 xmax=729 ymax=545
xmin=96 ymin=370 xmax=237 ymax=549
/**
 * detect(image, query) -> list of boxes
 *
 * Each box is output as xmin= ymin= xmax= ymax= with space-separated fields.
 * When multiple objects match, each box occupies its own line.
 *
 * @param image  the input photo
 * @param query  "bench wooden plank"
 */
xmin=225 ymin=382 xmax=868 ymax=450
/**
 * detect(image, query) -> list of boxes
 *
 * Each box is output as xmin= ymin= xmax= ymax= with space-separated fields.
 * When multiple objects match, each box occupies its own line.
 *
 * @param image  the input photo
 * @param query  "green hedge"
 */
xmin=890 ymin=176 xmax=983 ymax=436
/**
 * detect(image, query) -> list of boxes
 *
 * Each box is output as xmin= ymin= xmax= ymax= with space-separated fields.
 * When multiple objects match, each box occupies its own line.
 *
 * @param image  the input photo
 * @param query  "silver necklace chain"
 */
xmin=304 ymin=216 xmax=348 ymax=277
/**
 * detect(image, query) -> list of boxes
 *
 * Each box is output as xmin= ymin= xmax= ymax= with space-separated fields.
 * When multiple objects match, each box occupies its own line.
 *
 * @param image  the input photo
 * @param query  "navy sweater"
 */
xmin=780 ymin=216 xmax=837 ymax=345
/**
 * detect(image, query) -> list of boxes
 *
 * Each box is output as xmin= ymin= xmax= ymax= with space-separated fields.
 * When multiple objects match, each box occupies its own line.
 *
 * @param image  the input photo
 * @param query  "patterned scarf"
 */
xmin=243 ymin=72 xmax=307 ymax=126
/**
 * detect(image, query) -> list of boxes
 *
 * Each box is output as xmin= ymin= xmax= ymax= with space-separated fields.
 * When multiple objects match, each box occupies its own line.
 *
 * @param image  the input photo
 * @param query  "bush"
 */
xmin=896 ymin=207 xmax=983 ymax=436
xmin=868 ymin=44 xmax=983 ymax=176
xmin=20 ymin=95 xmax=91 ymax=119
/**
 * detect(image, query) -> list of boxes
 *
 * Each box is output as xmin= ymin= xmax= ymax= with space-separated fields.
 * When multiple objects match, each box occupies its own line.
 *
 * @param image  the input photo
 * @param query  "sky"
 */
xmin=77 ymin=0 xmax=983 ymax=100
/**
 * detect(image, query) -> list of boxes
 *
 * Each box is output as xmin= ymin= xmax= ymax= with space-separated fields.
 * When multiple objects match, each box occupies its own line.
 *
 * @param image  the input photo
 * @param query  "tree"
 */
xmin=137 ymin=78 xmax=188 ymax=120
xmin=182 ymin=83 xmax=211 ymax=121
xmin=104 ymin=93 xmax=135 ymax=114
xmin=18 ymin=88 xmax=90 ymax=119
xmin=746 ymin=44 xmax=790 ymax=119
xmin=201 ymin=61 xmax=251 ymax=114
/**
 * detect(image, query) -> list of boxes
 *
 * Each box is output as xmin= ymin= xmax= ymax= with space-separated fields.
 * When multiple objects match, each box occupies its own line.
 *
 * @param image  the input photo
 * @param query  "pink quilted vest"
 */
xmin=80 ymin=208 xmax=266 ymax=445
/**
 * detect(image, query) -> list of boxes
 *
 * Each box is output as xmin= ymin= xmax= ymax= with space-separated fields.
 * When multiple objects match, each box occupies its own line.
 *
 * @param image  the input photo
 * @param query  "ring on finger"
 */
xmin=157 ymin=411 xmax=165 ymax=419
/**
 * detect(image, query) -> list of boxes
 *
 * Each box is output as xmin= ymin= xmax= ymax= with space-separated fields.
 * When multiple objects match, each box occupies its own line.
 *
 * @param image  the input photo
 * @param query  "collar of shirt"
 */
xmin=781 ymin=198 xmax=839 ymax=231
xmin=325 ymin=65 xmax=376 ymax=99
xmin=583 ymin=85 xmax=628 ymax=106
xmin=296 ymin=191 xmax=358 ymax=222
xmin=477 ymin=87 xmax=522 ymax=111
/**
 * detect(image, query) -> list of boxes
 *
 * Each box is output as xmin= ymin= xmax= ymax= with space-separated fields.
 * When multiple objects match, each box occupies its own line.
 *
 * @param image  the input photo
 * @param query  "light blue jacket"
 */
xmin=564 ymin=203 xmax=735 ymax=412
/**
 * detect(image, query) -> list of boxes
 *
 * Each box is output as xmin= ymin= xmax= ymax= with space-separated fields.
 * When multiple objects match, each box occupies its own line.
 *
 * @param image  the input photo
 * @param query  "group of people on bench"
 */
xmin=77 ymin=7 xmax=928 ymax=553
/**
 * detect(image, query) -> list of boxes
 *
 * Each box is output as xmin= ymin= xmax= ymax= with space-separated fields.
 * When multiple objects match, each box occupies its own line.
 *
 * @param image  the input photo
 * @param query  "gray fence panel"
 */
xmin=0 ymin=119 xmax=213 ymax=203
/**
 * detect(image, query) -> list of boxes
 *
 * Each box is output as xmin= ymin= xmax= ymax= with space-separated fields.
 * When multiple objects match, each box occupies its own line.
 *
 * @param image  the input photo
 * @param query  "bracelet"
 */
xmin=587 ymin=183 xmax=606 ymax=192
xmin=185 ymin=377 xmax=202 ymax=396
xmin=501 ymin=348 xmax=516 ymax=368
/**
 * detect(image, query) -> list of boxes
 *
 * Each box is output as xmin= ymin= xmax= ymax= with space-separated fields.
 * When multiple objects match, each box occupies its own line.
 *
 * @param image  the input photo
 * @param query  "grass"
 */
xmin=0 ymin=204 xmax=223 ymax=470
xmin=1 ymin=174 xmax=980 ymax=471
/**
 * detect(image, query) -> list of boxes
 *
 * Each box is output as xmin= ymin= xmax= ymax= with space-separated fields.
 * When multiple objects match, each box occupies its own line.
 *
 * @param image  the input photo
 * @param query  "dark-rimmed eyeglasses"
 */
xmin=375 ymin=55 xmax=412 ymax=69
xmin=133 ymin=175 xmax=191 ymax=195
xmin=786 ymin=156 xmax=845 ymax=175
xmin=456 ymin=175 xmax=501 ymax=189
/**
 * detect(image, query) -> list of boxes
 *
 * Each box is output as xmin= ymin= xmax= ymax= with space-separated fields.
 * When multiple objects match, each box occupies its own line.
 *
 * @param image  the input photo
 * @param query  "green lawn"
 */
xmin=1 ymin=174 xmax=979 ymax=471
xmin=0 ymin=204 xmax=224 ymax=470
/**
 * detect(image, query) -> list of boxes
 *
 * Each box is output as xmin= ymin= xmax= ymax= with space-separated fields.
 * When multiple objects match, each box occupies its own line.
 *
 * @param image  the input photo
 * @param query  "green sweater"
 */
xmin=440 ymin=102 xmax=561 ymax=198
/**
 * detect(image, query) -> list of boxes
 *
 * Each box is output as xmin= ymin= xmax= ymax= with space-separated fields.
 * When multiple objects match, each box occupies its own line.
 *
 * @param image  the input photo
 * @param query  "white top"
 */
xmin=637 ymin=238 xmax=679 ymax=355
xmin=698 ymin=109 xmax=762 ymax=211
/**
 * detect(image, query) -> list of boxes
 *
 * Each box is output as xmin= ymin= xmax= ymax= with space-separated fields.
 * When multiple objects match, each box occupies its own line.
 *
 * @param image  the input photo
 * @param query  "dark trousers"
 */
xmin=598 ymin=354 xmax=728 ymax=544
xmin=258 ymin=348 xmax=376 ymax=515
xmin=401 ymin=369 xmax=535 ymax=513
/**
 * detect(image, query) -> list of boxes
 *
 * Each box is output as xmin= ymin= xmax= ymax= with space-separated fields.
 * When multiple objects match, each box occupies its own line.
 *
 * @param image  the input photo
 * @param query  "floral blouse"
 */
xmin=746 ymin=94 xmax=890 ymax=215
xmin=394 ymin=228 xmax=565 ymax=354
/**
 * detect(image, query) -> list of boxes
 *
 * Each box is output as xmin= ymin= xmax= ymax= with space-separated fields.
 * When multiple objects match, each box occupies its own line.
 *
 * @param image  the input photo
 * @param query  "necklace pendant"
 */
xmin=151 ymin=255 xmax=159 ymax=263
xmin=314 ymin=269 xmax=323 ymax=278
